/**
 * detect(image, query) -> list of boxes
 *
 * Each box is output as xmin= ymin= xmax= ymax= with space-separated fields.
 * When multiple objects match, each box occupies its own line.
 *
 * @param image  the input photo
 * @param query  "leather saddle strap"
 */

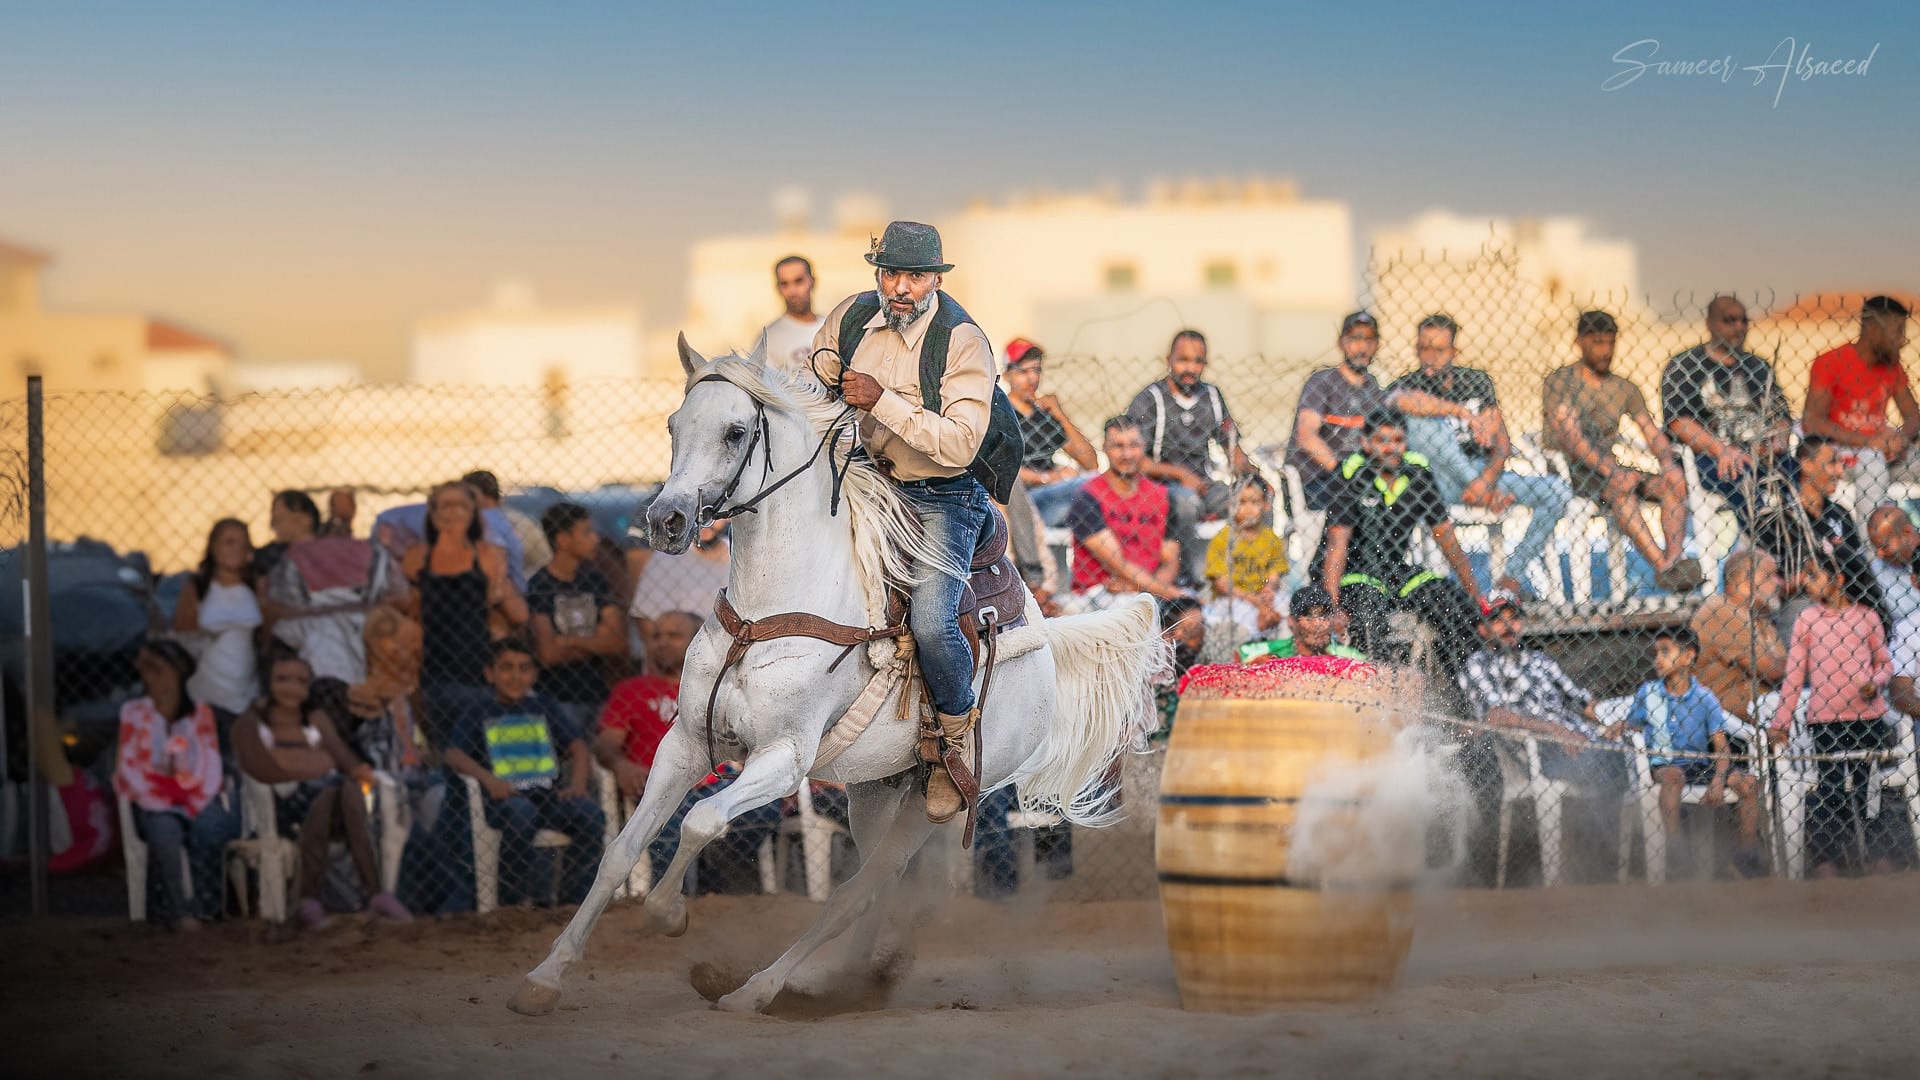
xmin=705 ymin=589 xmax=910 ymax=769
xmin=960 ymin=617 xmax=1000 ymax=849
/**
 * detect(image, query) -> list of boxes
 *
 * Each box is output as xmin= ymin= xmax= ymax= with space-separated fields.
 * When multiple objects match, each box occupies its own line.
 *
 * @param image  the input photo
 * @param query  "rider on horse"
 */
xmin=812 ymin=220 xmax=1018 ymax=825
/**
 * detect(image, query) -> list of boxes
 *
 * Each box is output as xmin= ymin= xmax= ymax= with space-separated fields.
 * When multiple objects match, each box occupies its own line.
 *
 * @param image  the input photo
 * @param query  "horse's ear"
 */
xmin=746 ymin=333 xmax=769 ymax=368
xmin=677 ymin=333 xmax=705 ymax=376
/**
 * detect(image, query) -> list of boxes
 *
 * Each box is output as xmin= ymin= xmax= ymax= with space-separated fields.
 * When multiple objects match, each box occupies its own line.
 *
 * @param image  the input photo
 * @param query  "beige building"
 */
xmin=411 ymin=279 xmax=645 ymax=389
xmin=0 ymin=237 xmax=234 ymax=394
xmin=676 ymin=180 xmax=1355 ymax=442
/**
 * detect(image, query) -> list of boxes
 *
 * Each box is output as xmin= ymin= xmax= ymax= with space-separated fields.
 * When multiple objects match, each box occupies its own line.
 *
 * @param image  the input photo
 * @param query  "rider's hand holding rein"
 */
xmin=840 ymin=370 xmax=884 ymax=411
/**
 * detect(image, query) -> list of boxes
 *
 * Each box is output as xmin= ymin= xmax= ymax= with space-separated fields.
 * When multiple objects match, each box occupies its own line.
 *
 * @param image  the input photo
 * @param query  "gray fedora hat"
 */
xmin=865 ymin=221 xmax=954 ymax=272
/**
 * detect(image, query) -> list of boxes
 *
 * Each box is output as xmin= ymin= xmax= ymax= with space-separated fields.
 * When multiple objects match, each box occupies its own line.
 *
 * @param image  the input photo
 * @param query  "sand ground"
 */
xmin=6 ymin=875 xmax=1918 ymax=1079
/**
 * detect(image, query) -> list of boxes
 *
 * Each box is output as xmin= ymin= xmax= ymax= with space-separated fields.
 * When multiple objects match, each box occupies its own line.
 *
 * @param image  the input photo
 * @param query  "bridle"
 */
xmin=690 ymin=371 xmax=859 ymax=527
xmin=681 ymin=368 xmax=902 ymax=770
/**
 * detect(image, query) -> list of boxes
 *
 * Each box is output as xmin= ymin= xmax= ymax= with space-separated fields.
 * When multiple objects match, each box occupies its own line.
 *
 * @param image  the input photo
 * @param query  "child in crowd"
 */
xmin=1238 ymin=587 xmax=1366 ymax=663
xmin=445 ymin=637 xmax=605 ymax=908
xmin=1772 ymin=554 xmax=1897 ymax=877
xmin=113 ymin=640 xmax=239 ymax=929
xmin=1204 ymin=476 xmax=1288 ymax=638
xmin=234 ymin=654 xmax=412 ymax=928
xmin=1624 ymin=627 xmax=1763 ymax=877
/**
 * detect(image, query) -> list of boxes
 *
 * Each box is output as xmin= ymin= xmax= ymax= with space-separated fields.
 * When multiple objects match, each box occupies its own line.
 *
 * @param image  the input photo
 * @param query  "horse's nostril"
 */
xmin=664 ymin=510 xmax=687 ymax=536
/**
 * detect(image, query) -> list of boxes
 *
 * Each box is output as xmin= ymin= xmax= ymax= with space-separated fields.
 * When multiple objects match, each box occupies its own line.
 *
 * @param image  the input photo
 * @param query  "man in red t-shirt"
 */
xmin=594 ymin=609 xmax=700 ymax=799
xmin=1059 ymin=416 xmax=1188 ymax=614
xmin=1802 ymin=295 xmax=1916 ymax=521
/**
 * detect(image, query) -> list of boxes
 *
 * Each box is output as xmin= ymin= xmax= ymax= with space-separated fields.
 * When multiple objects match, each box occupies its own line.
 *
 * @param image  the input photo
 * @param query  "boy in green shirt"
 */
xmin=1238 ymin=586 xmax=1366 ymax=663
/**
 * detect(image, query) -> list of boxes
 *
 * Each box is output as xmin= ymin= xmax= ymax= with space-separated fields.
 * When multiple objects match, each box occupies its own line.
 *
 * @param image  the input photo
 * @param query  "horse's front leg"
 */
xmin=718 ymin=781 xmax=938 ymax=1013
xmin=639 ymin=738 xmax=808 ymax=935
xmin=507 ymin=735 xmax=707 ymax=1016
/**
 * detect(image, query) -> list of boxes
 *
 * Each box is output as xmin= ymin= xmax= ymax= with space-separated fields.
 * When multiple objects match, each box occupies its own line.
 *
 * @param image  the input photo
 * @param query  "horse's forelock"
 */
xmin=682 ymin=354 xmax=841 ymax=434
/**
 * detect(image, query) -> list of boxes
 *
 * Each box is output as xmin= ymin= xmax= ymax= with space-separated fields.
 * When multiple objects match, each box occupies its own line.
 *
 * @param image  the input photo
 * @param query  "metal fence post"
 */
xmin=23 ymin=375 xmax=54 ymax=916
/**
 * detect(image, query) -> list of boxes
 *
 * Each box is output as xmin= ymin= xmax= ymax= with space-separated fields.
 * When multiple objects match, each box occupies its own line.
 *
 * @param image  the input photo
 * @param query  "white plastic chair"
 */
xmin=1679 ymin=452 xmax=1740 ymax=596
xmin=372 ymin=772 xmax=407 ymax=895
xmin=222 ymin=775 xmax=296 ymax=922
xmin=1536 ymin=448 xmax=1627 ymax=606
xmin=776 ymin=785 xmax=852 ymax=902
xmin=1619 ymin=722 xmax=1753 ymax=883
xmin=1491 ymin=697 xmax=1637 ymax=888
xmin=1280 ymin=464 xmax=1324 ymax=592
xmin=463 ymin=775 xmax=574 ymax=915
xmin=118 ymin=795 xmax=192 ymax=923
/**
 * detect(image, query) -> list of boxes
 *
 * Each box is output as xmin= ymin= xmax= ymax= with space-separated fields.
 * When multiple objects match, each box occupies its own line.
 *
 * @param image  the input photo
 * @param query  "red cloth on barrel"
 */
xmin=1177 ymin=655 xmax=1378 ymax=697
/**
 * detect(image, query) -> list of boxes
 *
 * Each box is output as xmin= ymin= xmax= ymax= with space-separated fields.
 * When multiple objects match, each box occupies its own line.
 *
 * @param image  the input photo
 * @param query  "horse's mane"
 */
xmin=684 ymin=354 xmax=967 ymax=590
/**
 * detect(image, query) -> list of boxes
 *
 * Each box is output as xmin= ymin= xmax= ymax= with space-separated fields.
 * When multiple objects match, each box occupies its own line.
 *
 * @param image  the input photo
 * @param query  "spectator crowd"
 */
xmin=110 ymin=256 xmax=1917 ymax=926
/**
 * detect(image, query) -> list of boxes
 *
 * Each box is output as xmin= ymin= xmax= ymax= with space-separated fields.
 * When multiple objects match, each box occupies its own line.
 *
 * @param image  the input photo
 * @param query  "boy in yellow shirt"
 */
xmin=1204 ymin=476 xmax=1289 ymax=636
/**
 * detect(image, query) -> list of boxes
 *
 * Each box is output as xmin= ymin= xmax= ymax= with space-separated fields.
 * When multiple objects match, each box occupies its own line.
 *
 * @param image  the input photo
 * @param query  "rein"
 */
xmin=693 ymin=372 xmax=858 ymax=525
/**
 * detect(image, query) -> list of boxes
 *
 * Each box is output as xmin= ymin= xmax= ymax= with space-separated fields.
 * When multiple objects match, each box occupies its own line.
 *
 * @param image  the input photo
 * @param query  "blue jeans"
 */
xmin=482 ymin=786 xmax=606 ymax=906
xmin=897 ymin=475 xmax=992 ymax=717
xmin=135 ymin=792 xmax=240 ymax=922
xmin=1695 ymin=451 xmax=1797 ymax=526
xmin=1405 ymin=416 xmax=1569 ymax=592
xmin=1027 ymin=476 xmax=1088 ymax=529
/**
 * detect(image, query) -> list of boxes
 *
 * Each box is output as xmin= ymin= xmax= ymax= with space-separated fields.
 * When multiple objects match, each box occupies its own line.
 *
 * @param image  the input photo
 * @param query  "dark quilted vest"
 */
xmin=836 ymin=290 xmax=1024 ymax=503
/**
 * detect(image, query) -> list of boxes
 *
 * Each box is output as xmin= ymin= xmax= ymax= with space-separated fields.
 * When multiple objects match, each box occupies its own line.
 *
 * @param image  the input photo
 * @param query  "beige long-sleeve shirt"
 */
xmin=812 ymin=292 xmax=994 ymax=482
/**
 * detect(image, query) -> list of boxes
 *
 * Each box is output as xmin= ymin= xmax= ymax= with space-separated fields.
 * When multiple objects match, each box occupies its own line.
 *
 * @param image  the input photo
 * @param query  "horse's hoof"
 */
xmin=642 ymin=902 xmax=689 ymax=939
xmin=716 ymin=982 xmax=774 ymax=1014
xmin=506 ymin=978 xmax=562 ymax=1016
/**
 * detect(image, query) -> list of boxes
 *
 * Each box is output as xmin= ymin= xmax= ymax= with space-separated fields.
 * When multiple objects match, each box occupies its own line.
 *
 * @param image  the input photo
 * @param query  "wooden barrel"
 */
xmin=1156 ymin=681 xmax=1415 ymax=1011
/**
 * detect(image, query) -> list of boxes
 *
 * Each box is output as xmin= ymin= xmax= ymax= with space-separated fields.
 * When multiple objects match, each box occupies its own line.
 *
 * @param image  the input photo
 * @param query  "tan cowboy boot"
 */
xmin=924 ymin=709 xmax=979 ymax=824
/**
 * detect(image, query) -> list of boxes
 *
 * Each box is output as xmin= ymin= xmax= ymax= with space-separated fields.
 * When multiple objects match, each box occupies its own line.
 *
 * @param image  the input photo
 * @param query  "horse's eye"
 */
xmin=724 ymin=425 xmax=748 ymax=445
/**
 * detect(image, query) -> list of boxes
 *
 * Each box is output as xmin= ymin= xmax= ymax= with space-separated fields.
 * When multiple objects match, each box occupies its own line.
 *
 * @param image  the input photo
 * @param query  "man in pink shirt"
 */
xmin=1801 ymin=295 xmax=1915 ymax=523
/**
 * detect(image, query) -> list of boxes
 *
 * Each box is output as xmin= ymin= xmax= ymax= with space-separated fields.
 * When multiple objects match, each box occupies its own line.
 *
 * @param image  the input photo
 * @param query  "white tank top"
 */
xmin=188 ymin=581 xmax=262 ymax=715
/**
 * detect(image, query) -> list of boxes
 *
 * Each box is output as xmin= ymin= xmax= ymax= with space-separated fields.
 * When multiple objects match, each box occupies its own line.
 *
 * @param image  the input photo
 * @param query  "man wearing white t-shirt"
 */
xmin=754 ymin=255 xmax=825 ymax=376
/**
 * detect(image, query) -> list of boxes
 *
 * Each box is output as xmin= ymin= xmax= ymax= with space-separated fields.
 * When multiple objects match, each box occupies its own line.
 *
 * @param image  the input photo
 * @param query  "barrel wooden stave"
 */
xmin=1156 ymin=693 xmax=1415 ymax=1011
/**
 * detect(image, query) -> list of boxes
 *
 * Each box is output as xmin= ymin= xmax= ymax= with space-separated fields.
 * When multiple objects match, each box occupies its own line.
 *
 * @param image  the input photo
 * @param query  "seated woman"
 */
xmin=113 ymin=640 xmax=239 ymax=930
xmin=233 ymin=654 xmax=412 ymax=929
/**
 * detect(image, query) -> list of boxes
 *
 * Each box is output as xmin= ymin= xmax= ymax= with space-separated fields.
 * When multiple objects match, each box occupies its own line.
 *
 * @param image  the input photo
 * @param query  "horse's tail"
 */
xmin=1013 ymin=594 xmax=1171 ymax=828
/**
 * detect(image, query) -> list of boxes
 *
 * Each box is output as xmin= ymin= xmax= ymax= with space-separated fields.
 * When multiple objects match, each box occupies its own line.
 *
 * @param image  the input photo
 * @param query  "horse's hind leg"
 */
xmin=718 ymin=785 xmax=938 ymax=1014
xmin=786 ymin=779 xmax=916 ymax=991
xmin=508 ymin=737 xmax=706 ymax=1016
xmin=640 ymin=740 xmax=806 ymax=936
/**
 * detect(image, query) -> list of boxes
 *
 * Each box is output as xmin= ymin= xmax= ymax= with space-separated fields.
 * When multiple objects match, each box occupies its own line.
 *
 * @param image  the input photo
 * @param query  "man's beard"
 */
xmin=883 ymin=291 xmax=935 ymax=334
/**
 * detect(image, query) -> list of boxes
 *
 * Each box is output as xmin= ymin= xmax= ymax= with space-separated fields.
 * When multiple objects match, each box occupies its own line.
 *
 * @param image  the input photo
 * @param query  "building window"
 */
xmin=1104 ymin=262 xmax=1138 ymax=292
xmin=1204 ymin=260 xmax=1237 ymax=289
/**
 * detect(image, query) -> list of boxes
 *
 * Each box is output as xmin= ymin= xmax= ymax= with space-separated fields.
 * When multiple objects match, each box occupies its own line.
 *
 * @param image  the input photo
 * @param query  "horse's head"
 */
xmin=646 ymin=334 xmax=770 ymax=553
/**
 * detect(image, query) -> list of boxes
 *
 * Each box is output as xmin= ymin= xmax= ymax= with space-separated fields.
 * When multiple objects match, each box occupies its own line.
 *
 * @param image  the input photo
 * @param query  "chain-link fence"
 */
xmin=3 ymin=241 xmax=1916 ymax=926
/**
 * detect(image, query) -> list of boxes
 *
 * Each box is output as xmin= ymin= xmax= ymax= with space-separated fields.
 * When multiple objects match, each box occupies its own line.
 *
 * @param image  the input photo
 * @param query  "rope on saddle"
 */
xmin=702 ymin=589 xmax=909 ymax=770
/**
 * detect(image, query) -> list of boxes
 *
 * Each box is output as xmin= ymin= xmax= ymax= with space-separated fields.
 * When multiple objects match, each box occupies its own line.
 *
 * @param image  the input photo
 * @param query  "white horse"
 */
xmin=508 ymin=337 xmax=1165 ymax=1015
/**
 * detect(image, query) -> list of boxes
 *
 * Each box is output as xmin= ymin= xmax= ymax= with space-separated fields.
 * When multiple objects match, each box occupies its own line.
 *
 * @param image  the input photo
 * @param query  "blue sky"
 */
xmin=2 ymin=1 xmax=1913 ymax=376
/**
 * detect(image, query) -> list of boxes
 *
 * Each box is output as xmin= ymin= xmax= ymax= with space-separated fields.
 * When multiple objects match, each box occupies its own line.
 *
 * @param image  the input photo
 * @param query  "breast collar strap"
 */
xmin=693 ymin=371 xmax=858 ymax=526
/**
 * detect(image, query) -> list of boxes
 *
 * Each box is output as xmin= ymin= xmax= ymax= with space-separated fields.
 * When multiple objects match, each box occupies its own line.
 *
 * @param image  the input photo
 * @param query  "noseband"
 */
xmin=691 ymin=371 xmax=858 ymax=526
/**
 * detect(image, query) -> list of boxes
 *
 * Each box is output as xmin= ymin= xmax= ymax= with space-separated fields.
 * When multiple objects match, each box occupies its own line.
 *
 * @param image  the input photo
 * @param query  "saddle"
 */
xmin=888 ymin=504 xmax=1028 ymax=663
